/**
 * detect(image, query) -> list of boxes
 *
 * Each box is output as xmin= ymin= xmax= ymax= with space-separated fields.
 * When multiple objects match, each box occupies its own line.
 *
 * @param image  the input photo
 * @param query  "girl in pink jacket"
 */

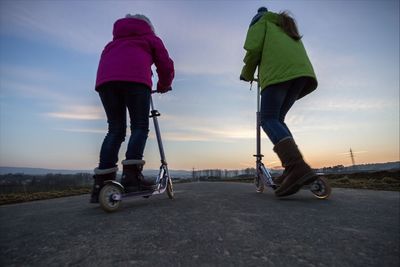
xmin=90 ymin=14 xmax=174 ymax=203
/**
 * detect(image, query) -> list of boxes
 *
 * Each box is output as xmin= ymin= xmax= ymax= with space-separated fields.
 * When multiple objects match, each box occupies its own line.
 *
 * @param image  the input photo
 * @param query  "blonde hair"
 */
xmin=125 ymin=14 xmax=155 ymax=32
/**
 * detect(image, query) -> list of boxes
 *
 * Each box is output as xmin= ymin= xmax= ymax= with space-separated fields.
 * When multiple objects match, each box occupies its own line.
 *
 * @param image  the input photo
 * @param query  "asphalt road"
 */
xmin=0 ymin=182 xmax=399 ymax=267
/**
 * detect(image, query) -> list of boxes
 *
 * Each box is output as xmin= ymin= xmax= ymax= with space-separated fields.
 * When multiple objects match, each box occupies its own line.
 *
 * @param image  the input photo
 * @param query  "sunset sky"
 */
xmin=0 ymin=0 xmax=399 ymax=171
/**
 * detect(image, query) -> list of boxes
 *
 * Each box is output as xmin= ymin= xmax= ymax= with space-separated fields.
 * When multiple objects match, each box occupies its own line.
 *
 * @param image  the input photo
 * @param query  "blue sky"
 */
xmin=0 ymin=0 xmax=399 ymax=171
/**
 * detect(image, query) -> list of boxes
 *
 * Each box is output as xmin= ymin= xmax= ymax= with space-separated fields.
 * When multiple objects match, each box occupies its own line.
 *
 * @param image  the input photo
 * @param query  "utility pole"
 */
xmin=350 ymin=148 xmax=358 ymax=171
xmin=350 ymin=148 xmax=356 ymax=166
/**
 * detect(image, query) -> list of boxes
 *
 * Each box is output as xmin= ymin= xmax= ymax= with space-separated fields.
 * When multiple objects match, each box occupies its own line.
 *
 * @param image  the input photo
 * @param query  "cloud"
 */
xmin=55 ymin=119 xmax=254 ymax=142
xmin=0 ymin=1 xmax=248 ymax=76
xmin=58 ymin=128 xmax=105 ymax=134
xmin=297 ymin=98 xmax=396 ymax=112
xmin=0 ymin=65 xmax=60 ymax=82
xmin=163 ymin=126 xmax=253 ymax=143
xmin=156 ymin=114 xmax=254 ymax=142
xmin=189 ymin=126 xmax=253 ymax=140
xmin=0 ymin=64 xmax=104 ymax=123
xmin=0 ymin=1 xmax=110 ymax=54
xmin=320 ymin=100 xmax=390 ymax=111
xmin=161 ymin=132 xmax=212 ymax=142
xmin=163 ymin=17 xmax=246 ymax=76
xmin=0 ymin=64 xmax=93 ymax=105
xmin=337 ymin=150 xmax=368 ymax=156
xmin=1 ymin=80 xmax=68 ymax=103
xmin=46 ymin=105 xmax=104 ymax=120
xmin=290 ymin=122 xmax=366 ymax=134
xmin=285 ymin=115 xmax=305 ymax=125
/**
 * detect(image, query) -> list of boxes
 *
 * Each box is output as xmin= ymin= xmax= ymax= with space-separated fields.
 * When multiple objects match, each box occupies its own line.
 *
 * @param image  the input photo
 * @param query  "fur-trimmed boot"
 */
xmin=273 ymin=138 xmax=317 ymax=197
xmin=121 ymin=159 xmax=156 ymax=192
xmin=90 ymin=167 xmax=118 ymax=203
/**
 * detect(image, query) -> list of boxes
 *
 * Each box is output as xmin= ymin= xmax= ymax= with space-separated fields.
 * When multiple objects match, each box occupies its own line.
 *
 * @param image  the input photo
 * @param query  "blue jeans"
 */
xmin=98 ymin=81 xmax=150 ymax=169
xmin=260 ymin=77 xmax=308 ymax=145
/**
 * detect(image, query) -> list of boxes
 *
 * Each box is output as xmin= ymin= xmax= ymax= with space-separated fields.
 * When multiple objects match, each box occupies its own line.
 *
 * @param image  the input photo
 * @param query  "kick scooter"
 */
xmin=252 ymin=77 xmax=331 ymax=199
xmin=99 ymin=92 xmax=174 ymax=212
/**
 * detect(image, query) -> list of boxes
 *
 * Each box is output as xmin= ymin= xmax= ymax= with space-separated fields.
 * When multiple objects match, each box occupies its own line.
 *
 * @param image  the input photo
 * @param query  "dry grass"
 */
xmin=0 ymin=187 xmax=91 ymax=205
xmin=213 ymin=170 xmax=400 ymax=192
xmin=328 ymin=175 xmax=400 ymax=191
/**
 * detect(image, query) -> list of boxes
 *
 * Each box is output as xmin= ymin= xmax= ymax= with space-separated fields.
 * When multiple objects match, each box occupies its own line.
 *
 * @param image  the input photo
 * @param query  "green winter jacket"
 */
xmin=241 ymin=12 xmax=317 ymax=99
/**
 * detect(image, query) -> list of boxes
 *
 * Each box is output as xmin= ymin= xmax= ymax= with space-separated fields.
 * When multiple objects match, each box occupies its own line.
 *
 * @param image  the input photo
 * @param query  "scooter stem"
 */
xmin=254 ymin=75 xmax=263 ymax=162
xmin=150 ymin=95 xmax=167 ymax=165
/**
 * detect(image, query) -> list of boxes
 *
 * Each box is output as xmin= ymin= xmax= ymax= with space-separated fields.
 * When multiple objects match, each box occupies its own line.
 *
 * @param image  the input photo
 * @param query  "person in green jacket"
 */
xmin=241 ymin=7 xmax=318 ymax=197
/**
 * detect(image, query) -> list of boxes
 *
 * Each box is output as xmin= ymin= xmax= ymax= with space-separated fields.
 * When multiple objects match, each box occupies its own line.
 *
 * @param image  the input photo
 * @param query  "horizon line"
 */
xmin=1 ymin=161 xmax=399 ymax=173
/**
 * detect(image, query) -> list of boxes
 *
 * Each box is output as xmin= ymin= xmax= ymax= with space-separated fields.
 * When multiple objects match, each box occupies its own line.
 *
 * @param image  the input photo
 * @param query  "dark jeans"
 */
xmin=260 ymin=77 xmax=308 ymax=145
xmin=98 ymin=81 xmax=150 ymax=169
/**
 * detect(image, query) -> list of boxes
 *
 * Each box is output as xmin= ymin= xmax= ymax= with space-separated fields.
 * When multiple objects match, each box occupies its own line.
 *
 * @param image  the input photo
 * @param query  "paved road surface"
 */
xmin=1 ymin=182 xmax=399 ymax=266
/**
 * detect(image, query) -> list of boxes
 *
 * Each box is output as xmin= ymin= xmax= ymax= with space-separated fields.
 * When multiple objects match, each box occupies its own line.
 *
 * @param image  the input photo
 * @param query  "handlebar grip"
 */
xmin=151 ymin=87 xmax=172 ymax=94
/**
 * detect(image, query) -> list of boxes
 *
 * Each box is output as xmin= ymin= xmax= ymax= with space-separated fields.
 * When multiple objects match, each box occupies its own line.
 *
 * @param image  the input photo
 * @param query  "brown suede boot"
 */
xmin=122 ymin=160 xmax=156 ymax=191
xmin=273 ymin=138 xmax=317 ymax=197
xmin=90 ymin=167 xmax=118 ymax=203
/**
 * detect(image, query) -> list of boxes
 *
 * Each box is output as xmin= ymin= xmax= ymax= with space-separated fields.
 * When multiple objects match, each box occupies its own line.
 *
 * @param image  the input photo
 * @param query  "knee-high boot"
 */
xmin=273 ymin=138 xmax=317 ymax=197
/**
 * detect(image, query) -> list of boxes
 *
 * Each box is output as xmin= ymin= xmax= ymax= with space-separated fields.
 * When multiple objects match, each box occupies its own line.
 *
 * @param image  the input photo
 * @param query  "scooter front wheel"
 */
xmin=310 ymin=176 xmax=331 ymax=199
xmin=166 ymin=178 xmax=174 ymax=199
xmin=254 ymin=175 xmax=264 ymax=193
xmin=99 ymin=184 xmax=122 ymax=212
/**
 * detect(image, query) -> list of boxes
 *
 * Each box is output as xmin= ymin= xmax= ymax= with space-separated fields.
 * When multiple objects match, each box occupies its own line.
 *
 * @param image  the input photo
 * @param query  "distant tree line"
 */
xmin=0 ymin=173 xmax=93 ymax=194
xmin=192 ymin=168 xmax=257 ymax=180
xmin=192 ymin=162 xmax=400 ymax=180
xmin=190 ymin=168 xmax=283 ymax=181
xmin=319 ymin=162 xmax=400 ymax=174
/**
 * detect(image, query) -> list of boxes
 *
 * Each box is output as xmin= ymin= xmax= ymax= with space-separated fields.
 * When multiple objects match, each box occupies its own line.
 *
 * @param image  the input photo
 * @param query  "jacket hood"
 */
xmin=113 ymin=18 xmax=153 ymax=39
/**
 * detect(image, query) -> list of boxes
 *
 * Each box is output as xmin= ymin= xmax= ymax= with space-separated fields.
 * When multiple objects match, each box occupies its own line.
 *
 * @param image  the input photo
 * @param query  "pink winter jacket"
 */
xmin=95 ymin=18 xmax=174 ymax=92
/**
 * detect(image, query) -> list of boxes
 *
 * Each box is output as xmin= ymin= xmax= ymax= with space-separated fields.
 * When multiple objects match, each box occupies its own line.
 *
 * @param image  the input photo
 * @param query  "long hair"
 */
xmin=278 ymin=11 xmax=302 ymax=41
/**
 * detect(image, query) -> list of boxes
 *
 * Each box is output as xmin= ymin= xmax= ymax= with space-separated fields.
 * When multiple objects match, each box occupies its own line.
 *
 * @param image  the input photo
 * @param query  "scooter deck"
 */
xmin=103 ymin=180 xmax=168 ymax=201
xmin=260 ymin=172 xmax=326 ymax=189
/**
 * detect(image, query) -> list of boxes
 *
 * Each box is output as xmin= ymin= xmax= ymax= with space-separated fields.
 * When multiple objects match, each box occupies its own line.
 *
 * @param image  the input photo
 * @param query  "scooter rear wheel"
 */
xmin=310 ymin=176 xmax=331 ymax=199
xmin=167 ymin=178 xmax=174 ymax=199
xmin=99 ymin=184 xmax=122 ymax=212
